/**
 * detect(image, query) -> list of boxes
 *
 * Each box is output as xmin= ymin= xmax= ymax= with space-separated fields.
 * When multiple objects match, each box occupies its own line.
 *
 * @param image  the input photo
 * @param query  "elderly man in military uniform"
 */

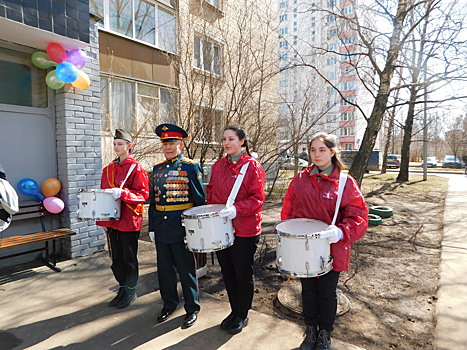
xmin=148 ymin=123 xmax=206 ymax=329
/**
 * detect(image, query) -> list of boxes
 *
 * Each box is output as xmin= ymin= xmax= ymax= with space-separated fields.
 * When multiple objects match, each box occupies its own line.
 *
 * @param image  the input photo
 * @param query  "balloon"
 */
xmin=56 ymin=62 xmax=79 ymax=83
xmin=42 ymin=178 xmax=61 ymax=198
xmin=43 ymin=197 xmax=65 ymax=214
xmin=71 ymin=70 xmax=90 ymax=89
xmin=66 ymin=49 xmax=87 ymax=68
xmin=17 ymin=178 xmax=45 ymax=201
xmin=31 ymin=52 xmax=57 ymax=69
xmin=46 ymin=43 xmax=66 ymax=63
xmin=45 ymin=70 xmax=65 ymax=90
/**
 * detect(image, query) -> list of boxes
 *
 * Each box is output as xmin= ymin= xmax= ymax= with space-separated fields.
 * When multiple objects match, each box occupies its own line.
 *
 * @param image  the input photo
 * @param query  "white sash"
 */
xmin=226 ymin=162 xmax=250 ymax=208
xmin=331 ymin=172 xmax=347 ymax=225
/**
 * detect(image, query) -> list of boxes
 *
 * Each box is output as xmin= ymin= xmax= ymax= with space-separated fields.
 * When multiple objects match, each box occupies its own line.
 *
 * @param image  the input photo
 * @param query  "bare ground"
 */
xmin=196 ymin=173 xmax=448 ymax=350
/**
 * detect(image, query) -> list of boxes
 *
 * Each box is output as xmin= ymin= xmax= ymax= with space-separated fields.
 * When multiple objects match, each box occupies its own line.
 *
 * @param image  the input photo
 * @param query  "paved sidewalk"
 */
xmin=0 ymin=239 xmax=364 ymax=350
xmin=434 ymin=174 xmax=467 ymax=350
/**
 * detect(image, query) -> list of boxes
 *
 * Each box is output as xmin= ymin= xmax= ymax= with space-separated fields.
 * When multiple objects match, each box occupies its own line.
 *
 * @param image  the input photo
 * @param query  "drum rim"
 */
xmin=182 ymin=204 xmax=226 ymax=219
xmin=275 ymin=218 xmax=329 ymax=239
xmin=186 ymin=239 xmax=234 ymax=253
xmin=276 ymin=265 xmax=333 ymax=278
xmin=79 ymin=189 xmax=109 ymax=193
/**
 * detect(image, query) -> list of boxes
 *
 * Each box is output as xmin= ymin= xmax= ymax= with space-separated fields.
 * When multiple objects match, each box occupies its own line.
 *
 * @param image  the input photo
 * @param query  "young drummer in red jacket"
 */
xmin=97 ymin=129 xmax=149 ymax=309
xmin=206 ymin=125 xmax=266 ymax=335
xmin=281 ymin=132 xmax=368 ymax=350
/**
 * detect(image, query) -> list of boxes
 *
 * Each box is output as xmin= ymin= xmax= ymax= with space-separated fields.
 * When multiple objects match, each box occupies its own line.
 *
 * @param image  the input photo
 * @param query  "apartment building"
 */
xmin=277 ymin=0 xmax=371 ymax=151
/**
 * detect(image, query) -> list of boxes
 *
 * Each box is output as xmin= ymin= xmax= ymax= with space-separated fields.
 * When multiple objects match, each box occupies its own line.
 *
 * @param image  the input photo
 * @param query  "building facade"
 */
xmin=277 ymin=0 xmax=371 ymax=152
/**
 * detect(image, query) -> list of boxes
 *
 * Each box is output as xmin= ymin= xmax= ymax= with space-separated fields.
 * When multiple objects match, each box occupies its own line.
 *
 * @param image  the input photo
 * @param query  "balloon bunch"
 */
xmin=17 ymin=178 xmax=65 ymax=214
xmin=31 ymin=43 xmax=90 ymax=90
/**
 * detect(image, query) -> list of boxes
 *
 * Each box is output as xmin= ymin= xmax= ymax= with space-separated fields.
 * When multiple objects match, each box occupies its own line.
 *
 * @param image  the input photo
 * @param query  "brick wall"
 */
xmin=55 ymin=19 xmax=103 ymax=258
xmin=0 ymin=0 xmax=90 ymax=43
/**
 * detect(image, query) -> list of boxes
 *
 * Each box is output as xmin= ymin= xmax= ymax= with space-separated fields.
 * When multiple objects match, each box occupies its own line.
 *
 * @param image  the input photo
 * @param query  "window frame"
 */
xmin=193 ymin=33 xmax=223 ymax=76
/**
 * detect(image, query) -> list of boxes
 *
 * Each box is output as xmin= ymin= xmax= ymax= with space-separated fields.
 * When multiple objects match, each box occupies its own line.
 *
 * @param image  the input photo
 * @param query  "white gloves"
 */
xmin=324 ymin=225 xmax=344 ymax=244
xmin=149 ymin=231 xmax=155 ymax=242
xmin=105 ymin=188 xmax=123 ymax=199
xmin=219 ymin=206 xmax=237 ymax=220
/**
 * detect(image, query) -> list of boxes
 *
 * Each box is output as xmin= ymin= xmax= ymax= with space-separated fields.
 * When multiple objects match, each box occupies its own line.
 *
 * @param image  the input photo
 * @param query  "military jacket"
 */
xmin=148 ymin=154 xmax=205 ymax=244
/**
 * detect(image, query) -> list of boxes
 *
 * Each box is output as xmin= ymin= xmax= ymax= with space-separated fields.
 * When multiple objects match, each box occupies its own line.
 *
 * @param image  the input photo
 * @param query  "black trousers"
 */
xmin=300 ymin=270 xmax=340 ymax=332
xmin=216 ymin=235 xmax=260 ymax=319
xmin=155 ymin=240 xmax=200 ymax=314
xmin=108 ymin=228 xmax=140 ymax=289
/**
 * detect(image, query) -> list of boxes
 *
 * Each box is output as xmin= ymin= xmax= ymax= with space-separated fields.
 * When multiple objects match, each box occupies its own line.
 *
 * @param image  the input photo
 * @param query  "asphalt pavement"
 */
xmin=0 ymin=172 xmax=465 ymax=350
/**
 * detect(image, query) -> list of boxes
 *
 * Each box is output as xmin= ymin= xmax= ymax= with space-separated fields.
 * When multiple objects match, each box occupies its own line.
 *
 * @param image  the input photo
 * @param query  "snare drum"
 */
xmin=275 ymin=218 xmax=333 ymax=278
xmin=77 ymin=189 xmax=121 ymax=221
xmin=182 ymin=204 xmax=235 ymax=252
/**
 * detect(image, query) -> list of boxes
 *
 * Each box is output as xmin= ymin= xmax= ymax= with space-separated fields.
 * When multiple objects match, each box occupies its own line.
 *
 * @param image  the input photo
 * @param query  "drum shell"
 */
xmin=182 ymin=204 xmax=235 ymax=252
xmin=275 ymin=218 xmax=333 ymax=278
xmin=77 ymin=189 xmax=121 ymax=221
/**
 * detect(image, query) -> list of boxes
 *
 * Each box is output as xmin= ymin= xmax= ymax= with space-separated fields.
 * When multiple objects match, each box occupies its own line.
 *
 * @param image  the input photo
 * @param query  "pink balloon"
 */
xmin=43 ymin=197 xmax=65 ymax=214
xmin=46 ymin=43 xmax=66 ymax=64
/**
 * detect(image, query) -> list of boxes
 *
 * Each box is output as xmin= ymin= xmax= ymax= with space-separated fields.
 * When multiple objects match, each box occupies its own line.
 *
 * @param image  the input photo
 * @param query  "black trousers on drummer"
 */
xmin=300 ymin=270 xmax=340 ymax=332
xmin=216 ymin=235 xmax=260 ymax=319
xmin=108 ymin=228 xmax=140 ymax=289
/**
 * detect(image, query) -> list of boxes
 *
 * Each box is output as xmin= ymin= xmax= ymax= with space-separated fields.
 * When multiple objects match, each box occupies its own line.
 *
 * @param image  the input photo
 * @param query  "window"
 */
xmin=327 ymin=100 xmax=337 ymax=108
xmin=194 ymin=106 xmax=223 ymax=143
xmin=280 ymin=27 xmax=289 ymax=35
xmin=341 ymin=112 xmax=353 ymax=121
xmin=280 ymin=14 xmax=288 ymax=21
xmin=340 ymin=96 xmax=356 ymax=106
xmin=340 ymin=51 xmax=356 ymax=62
xmin=342 ymin=68 xmax=355 ymax=76
xmin=0 ymin=47 xmax=47 ymax=108
xmin=327 ymin=15 xmax=336 ymax=22
xmin=279 ymin=41 xmax=289 ymax=48
xmin=328 ymin=43 xmax=337 ymax=51
xmin=340 ymin=127 xmax=354 ymax=136
xmin=327 ymin=29 xmax=337 ymax=38
xmin=194 ymin=35 xmax=222 ymax=76
xmin=205 ymin=0 xmax=221 ymax=10
xmin=343 ymin=6 xmax=354 ymax=15
xmin=343 ymin=143 xmax=353 ymax=150
xmin=100 ymin=76 xmax=178 ymax=133
xmin=279 ymin=54 xmax=289 ymax=60
xmin=327 ymin=0 xmax=335 ymax=8
xmin=340 ymin=81 xmax=356 ymax=91
xmin=342 ymin=36 xmax=354 ymax=44
xmin=327 ymin=86 xmax=337 ymax=95
xmin=279 ymin=1 xmax=289 ymax=8
xmin=91 ymin=0 xmax=177 ymax=54
xmin=328 ymin=72 xmax=337 ymax=80
xmin=327 ymin=57 xmax=337 ymax=65
xmin=326 ymin=114 xmax=337 ymax=122
xmin=279 ymin=79 xmax=288 ymax=87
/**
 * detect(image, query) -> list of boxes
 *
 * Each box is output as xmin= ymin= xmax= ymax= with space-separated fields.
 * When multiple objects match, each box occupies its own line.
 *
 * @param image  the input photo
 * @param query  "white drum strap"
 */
xmin=226 ymin=162 xmax=250 ymax=208
xmin=331 ymin=172 xmax=347 ymax=225
xmin=120 ymin=164 xmax=136 ymax=189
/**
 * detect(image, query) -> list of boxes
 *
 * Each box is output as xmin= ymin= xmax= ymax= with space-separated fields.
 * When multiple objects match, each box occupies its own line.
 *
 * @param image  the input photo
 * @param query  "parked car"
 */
xmin=340 ymin=150 xmax=382 ymax=172
xmin=279 ymin=155 xmax=309 ymax=170
xmin=422 ymin=156 xmax=437 ymax=168
xmin=386 ymin=154 xmax=401 ymax=168
xmin=442 ymin=155 xmax=462 ymax=169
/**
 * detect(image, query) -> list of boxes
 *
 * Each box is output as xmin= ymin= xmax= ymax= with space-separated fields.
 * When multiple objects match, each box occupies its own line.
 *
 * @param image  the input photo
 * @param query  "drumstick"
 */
xmin=287 ymin=276 xmax=291 ymax=285
xmin=104 ymin=228 xmax=112 ymax=258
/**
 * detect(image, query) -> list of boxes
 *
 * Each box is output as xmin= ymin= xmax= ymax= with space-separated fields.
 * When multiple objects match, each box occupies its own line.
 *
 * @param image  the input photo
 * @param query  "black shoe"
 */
xmin=299 ymin=325 xmax=318 ymax=350
xmin=157 ymin=308 xmax=174 ymax=323
xmin=228 ymin=316 xmax=248 ymax=334
xmin=116 ymin=289 xmax=136 ymax=309
xmin=316 ymin=329 xmax=331 ymax=350
xmin=220 ymin=312 xmax=236 ymax=330
xmin=108 ymin=287 xmax=126 ymax=307
xmin=182 ymin=313 xmax=197 ymax=329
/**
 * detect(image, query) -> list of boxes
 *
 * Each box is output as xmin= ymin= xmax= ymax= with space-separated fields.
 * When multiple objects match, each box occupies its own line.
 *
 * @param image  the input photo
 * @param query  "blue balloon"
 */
xmin=55 ymin=62 xmax=79 ymax=83
xmin=17 ymin=178 xmax=44 ymax=201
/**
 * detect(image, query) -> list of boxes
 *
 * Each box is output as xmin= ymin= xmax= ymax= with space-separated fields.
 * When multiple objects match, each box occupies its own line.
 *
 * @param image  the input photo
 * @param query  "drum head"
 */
xmin=275 ymin=219 xmax=328 ymax=238
xmin=182 ymin=204 xmax=225 ymax=216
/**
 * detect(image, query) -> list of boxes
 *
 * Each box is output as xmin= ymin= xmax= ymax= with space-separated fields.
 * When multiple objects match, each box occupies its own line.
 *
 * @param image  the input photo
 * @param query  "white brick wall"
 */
xmin=55 ymin=20 xmax=104 ymax=259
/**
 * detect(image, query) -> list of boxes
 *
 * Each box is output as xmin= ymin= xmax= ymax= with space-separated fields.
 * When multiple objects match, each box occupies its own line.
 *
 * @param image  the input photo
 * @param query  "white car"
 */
xmin=279 ymin=156 xmax=309 ymax=170
xmin=422 ymin=157 xmax=437 ymax=168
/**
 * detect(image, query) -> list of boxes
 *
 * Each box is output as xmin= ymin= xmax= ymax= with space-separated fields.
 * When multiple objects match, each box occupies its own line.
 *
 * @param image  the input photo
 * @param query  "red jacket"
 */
xmin=281 ymin=165 xmax=368 ymax=271
xmin=207 ymin=153 xmax=266 ymax=237
xmin=97 ymin=156 xmax=149 ymax=232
